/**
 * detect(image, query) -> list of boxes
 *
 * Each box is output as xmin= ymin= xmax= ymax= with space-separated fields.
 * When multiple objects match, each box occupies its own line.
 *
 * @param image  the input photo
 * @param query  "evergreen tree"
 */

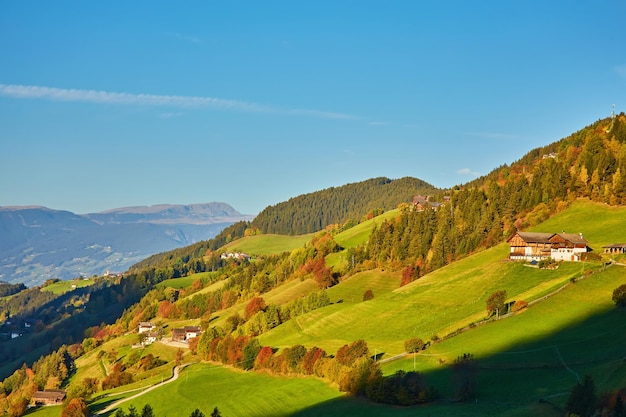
xmin=141 ymin=404 xmax=155 ymax=417
xmin=190 ymin=409 xmax=206 ymax=417
xmin=565 ymin=375 xmax=599 ymax=417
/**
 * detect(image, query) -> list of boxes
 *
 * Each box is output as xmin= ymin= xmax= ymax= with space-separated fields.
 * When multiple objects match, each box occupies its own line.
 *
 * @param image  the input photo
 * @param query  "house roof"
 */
xmin=602 ymin=243 xmax=626 ymax=248
xmin=412 ymin=195 xmax=430 ymax=205
xmin=184 ymin=326 xmax=201 ymax=332
xmin=139 ymin=322 xmax=155 ymax=327
xmin=555 ymin=233 xmax=588 ymax=245
xmin=511 ymin=232 xmax=555 ymax=243
xmin=33 ymin=390 xmax=66 ymax=401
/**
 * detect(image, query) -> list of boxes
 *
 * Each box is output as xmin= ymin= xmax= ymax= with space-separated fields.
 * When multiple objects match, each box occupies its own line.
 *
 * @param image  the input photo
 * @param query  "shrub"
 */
xmin=244 ymin=297 xmax=267 ymax=320
xmin=404 ymin=338 xmax=425 ymax=353
xmin=613 ymin=284 xmax=626 ymax=308
xmin=511 ymin=300 xmax=529 ymax=312
xmin=137 ymin=353 xmax=167 ymax=371
xmin=102 ymin=370 xmax=134 ymax=390
xmin=486 ymin=290 xmax=507 ymax=317
xmin=363 ymin=289 xmax=374 ymax=301
xmin=452 ymin=353 xmax=476 ymax=401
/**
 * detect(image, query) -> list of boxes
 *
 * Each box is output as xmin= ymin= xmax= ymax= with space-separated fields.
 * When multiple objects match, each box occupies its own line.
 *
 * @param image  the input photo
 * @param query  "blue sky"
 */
xmin=1 ymin=1 xmax=625 ymax=215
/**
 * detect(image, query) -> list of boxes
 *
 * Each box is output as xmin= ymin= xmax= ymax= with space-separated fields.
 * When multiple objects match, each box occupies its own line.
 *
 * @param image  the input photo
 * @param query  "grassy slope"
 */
xmin=263 ymin=200 xmax=621 ymax=355
xmin=327 ymin=209 xmax=400 ymax=268
xmin=28 ymin=200 xmax=626 ymax=417
xmin=221 ymin=233 xmax=314 ymax=256
xmin=260 ymin=244 xmax=589 ymax=355
xmin=92 ymin=363 xmax=342 ymax=417
xmin=42 ymin=278 xmax=95 ymax=294
xmin=531 ymin=199 xmax=626 ymax=247
xmin=376 ymin=264 xmax=626 ymax=416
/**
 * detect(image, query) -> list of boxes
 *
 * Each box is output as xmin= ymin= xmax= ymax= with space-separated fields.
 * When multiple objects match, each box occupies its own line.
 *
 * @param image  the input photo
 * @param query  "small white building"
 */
xmin=142 ymin=331 xmax=158 ymax=346
xmin=138 ymin=322 xmax=156 ymax=334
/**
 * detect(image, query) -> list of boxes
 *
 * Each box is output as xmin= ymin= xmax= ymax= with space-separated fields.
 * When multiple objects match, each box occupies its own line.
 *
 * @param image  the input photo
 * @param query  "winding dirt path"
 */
xmin=94 ymin=364 xmax=187 ymax=415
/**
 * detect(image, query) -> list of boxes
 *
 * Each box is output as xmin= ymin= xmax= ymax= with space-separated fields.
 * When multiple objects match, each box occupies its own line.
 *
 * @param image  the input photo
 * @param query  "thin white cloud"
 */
xmin=457 ymin=168 xmax=481 ymax=176
xmin=0 ymin=83 xmax=356 ymax=120
xmin=615 ymin=64 xmax=626 ymax=78
xmin=170 ymin=32 xmax=201 ymax=44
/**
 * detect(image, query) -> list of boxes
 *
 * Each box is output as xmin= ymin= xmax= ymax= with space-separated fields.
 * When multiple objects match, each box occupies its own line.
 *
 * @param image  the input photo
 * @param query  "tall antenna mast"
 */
xmin=607 ymin=104 xmax=616 ymax=133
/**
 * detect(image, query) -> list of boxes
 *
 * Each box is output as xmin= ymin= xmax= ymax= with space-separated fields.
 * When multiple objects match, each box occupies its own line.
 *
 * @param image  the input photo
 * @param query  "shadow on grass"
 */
xmin=290 ymin=304 xmax=626 ymax=417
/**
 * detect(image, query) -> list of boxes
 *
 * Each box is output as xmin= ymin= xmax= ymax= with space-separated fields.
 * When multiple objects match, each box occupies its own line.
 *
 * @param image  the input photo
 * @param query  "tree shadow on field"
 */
xmin=290 ymin=303 xmax=626 ymax=417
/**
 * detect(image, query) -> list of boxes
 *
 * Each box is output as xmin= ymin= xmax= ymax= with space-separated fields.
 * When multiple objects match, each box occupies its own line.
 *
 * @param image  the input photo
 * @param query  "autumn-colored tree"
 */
xmin=336 ymin=340 xmax=370 ymax=366
xmin=339 ymin=357 xmax=381 ymax=395
xmin=400 ymin=264 xmax=420 ymax=286
xmin=172 ymin=348 xmax=183 ymax=365
xmin=311 ymin=257 xmax=335 ymax=288
xmin=244 ymin=297 xmax=267 ymax=319
xmin=191 ymin=279 xmax=203 ymax=292
xmin=404 ymin=338 xmax=425 ymax=353
xmin=486 ymin=290 xmax=507 ymax=317
xmin=61 ymin=398 xmax=88 ymax=417
xmin=188 ymin=336 xmax=200 ymax=355
xmin=221 ymin=290 xmax=238 ymax=309
xmin=157 ymin=300 xmax=178 ymax=319
xmin=302 ymin=346 xmax=326 ymax=375
xmin=254 ymin=346 xmax=275 ymax=369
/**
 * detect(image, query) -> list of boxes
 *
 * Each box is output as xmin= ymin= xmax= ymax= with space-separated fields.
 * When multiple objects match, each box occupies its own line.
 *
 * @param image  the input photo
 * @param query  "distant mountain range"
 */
xmin=0 ymin=203 xmax=254 ymax=286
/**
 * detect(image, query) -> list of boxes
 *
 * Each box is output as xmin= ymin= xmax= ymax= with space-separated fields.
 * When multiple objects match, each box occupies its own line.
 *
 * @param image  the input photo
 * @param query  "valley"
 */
xmin=2 ymin=115 xmax=626 ymax=417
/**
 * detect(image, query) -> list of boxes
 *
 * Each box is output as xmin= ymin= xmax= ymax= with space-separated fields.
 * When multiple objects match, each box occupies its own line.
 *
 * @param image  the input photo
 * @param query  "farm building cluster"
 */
xmin=137 ymin=321 xmax=202 ymax=345
xmin=508 ymin=231 xmax=626 ymax=262
xmin=507 ymin=232 xmax=590 ymax=262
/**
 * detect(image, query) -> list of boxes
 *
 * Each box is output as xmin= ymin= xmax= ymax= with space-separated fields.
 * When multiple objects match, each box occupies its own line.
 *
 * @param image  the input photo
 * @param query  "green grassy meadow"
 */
xmin=93 ymin=363 xmax=343 ymax=417
xmin=532 ymin=199 xmax=626 ymax=248
xmin=221 ymin=233 xmax=314 ymax=256
xmin=26 ymin=200 xmax=626 ymax=417
xmin=260 ymin=243 xmax=593 ymax=355
xmin=41 ymin=277 xmax=95 ymax=294
xmin=326 ymin=209 xmax=400 ymax=268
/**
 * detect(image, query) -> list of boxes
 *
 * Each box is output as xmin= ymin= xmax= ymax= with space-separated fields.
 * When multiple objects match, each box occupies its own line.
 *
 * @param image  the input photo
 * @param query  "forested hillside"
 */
xmin=3 ymin=115 xmax=626 ymax=417
xmin=251 ymin=177 xmax=437 ymax=235
xmin=126 ymin=114 xmax=626 ymax=285
xmin=366 ymin=114 xmax=626 ymax=276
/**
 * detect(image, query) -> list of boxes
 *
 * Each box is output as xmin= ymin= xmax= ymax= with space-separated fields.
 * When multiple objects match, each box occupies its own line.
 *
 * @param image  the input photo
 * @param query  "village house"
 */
xmin=138 ymin=322 xmax=156 ymax=334
xmin=220 ymin=252 xmax=251 ymax=261
xmin=171 ymin=326 xmax=202 ymax=343
xmin=507 ymin=231 xmax=590 ymax=262
xmin=602 ymin=243 xmax=626 ymax=255
xmin=171 ymin=328 xmax=186 ymax=342
xmin=411 ymin=195 xmax=444 ymax=211
xmin=141 ymin=331 xmax=158 ymax=346
xmin=32 ymin=389 xmax=66 ymax=406
xmin=184 ymin=326 xmax=201 ymax=339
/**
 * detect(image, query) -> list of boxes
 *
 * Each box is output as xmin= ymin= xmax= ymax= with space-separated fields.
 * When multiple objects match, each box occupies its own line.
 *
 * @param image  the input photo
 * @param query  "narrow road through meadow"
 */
xmin=94 ymin=364 xmax=185 ymax=415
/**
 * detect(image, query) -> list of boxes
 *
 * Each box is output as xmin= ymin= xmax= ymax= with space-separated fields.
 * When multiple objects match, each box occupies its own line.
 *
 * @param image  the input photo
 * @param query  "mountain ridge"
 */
xmin=0 ymin=202 xmax=254 ymax=286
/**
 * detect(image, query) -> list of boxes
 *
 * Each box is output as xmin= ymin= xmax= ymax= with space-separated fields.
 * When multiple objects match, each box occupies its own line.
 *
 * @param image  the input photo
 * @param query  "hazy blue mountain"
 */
xmin=0 ymin=203 xmax=254 ymax=286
